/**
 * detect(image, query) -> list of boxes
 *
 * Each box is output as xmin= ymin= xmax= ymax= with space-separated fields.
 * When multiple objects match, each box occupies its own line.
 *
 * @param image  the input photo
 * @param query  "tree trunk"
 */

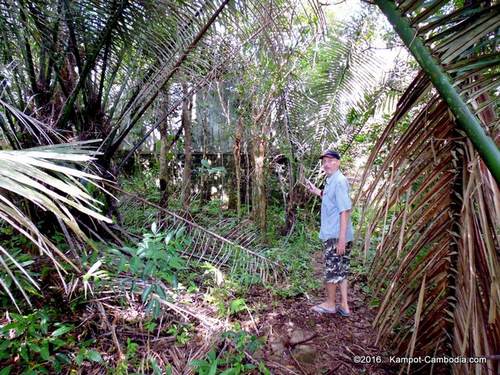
xmin=244 ymin=138 xmax=251 ymax=215
xmin=181 ymin=82 xmax=193 ymax=210
xmin=282 ymin=185 xmax=303 ymax=236
xmin=158 ymin=90 xmax=170 ymax=207
xmin=281 ymin=97 xmax=300 ymax=236
xmin=252 ymin=118 xmax=268 ymax=233
xmin=200 ymin=91 xmax=210 ymax=204
xmin=233 ymin=117 xmax=243 ymax=217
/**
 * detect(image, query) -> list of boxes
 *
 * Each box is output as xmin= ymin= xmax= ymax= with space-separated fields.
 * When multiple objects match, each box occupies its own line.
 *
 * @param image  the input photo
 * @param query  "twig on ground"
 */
xmin=243 ymin=350 xmax=260 ymax=366
xmin=156 ymin=315 xmax=164 ymax=340
xmin=287 ymin=332 xmax=317 ymax=348
xmin=287 ymin=348 xmax=308 ymax=375
xmin=152 ymin=294 xmax=223 ymax=330
xmin=96 ymin=301 xmax=124 ymax=360
xmin=245 ymin=305 xmax=259 ymax=334
xmin=267 ymin=361 xmax=301 ymax=374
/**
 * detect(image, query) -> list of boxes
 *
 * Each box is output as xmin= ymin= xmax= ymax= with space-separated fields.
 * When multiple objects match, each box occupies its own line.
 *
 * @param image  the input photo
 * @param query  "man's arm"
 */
xmin=337 ymin=210 xmax=350 ymax=255
xmin=335 ymin=177 xmax=352 ymax=255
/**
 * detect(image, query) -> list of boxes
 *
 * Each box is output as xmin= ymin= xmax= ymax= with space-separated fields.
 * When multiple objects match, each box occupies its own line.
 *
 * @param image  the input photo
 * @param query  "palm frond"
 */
xmin=0 ymin=142 xmax=112 ymax=309
xmin=375 ymin=0 xmax=500 ymax=181
xmin=0 ymin=98 xmax=61 ymax=145
xmin=114 ymin=186 xmax=282 ymax=283
xmin=284 ymin=21 xmax=385 ymax=156
xmin=1 ymin=0 xmax=324 ymax=157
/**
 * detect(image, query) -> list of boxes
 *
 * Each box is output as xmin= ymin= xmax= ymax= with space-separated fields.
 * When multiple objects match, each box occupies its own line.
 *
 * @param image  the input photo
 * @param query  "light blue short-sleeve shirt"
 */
xmin=319 ymin=170 xmax=354 ymax=241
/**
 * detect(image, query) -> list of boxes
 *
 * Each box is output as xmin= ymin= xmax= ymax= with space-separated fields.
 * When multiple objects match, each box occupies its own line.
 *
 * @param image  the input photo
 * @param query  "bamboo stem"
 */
xmin=375 ymin=0 xmax=500 ymax=183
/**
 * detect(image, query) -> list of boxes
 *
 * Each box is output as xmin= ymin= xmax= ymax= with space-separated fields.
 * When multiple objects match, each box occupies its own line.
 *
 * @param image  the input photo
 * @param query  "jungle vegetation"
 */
xmin=0 ymin=0 xmax=498 ymax=374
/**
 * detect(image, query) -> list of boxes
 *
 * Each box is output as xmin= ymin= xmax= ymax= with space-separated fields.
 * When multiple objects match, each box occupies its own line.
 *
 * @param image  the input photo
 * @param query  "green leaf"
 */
xmin=51 ymin=325 xmax=73 ymax=337
xmin=142 ymin=285 xmax=153 ymax=301
xmin=86 ymin=350 xmax=102 ymax=363
xmin=19 ymin=344 xmax=29 ymax=362
xmin=55 ymin=353 xmax=71 ymax=364
xmin=75 ymin=352 xmax=84 ymax=366
xmin=0 ymin=339 xmax=11 ymax=352
xmin=164 ymin=232 xmax=173 ymax=245
xmin=190 ymin=359 xmax=209 ymax=368
xmin=130 ymin=256 xmax=141 ymax=273
xmin=40 ymin=343 xmax=50 ymax=361
xmin=259 ymin=361 xmax=271 ymax=375
xmin=0 ymin=366 xmax=12 ymax=375
xmin=51 ymin=338 xmax=66 ymax=347
xmin=229 ymin=298 xmax=246 ymax=315
xmin=28 ymin=343 xmax=41 ymax=353
xmin=143 ymin=261 xmax=155 ymax=278
xmin=150 ymin=357 xmax=162 ymax=375
xmin=208 ymin=358 xmax=218 ymax=375
xmin=39 ymin=312 xmax=49 ymax=335
xmin=220 ymin=369 xmax=237 ymax=375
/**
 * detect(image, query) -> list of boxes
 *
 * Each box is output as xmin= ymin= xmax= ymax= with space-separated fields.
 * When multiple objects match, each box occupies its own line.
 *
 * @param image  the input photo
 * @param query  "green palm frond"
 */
xmin=284 ymin=20 xmax=385 ymax=158
xmin=0 ymin=143 xmax=112 ymax=310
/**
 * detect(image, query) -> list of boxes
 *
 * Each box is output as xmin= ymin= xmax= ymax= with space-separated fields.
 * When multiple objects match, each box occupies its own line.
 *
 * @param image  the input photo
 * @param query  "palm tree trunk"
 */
xmin=56 ymin=0 xmax=130 ymax=129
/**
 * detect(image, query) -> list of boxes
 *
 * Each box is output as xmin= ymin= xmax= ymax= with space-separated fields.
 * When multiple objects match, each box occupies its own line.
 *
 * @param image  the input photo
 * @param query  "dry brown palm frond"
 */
xmin=359 ymin=2 xmax=498 ymax=373
xmin=359 ymin=80 xmax=498 ymax=374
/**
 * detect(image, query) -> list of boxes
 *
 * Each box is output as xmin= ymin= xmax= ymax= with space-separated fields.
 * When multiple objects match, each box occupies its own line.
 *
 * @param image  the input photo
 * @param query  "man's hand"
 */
xmin=337 ymin=238 xmax=346 ymax=255
xmin=305 ymin=179 xmax=321 ymax=197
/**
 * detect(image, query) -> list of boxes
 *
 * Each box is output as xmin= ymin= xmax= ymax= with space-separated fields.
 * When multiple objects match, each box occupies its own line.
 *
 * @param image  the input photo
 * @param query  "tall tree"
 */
xmin=181 ymin=82 xmax=193 ymax=209
xmin=158 ymin=90 xmax=170 ymax=207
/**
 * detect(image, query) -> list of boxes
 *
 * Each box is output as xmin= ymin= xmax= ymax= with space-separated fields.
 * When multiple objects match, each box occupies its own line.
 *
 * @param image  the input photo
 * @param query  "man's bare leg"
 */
xmin=321 ymin=282 xmax=336 ymax=308
xmin=340 ymin=279 xmax=350 ymax=313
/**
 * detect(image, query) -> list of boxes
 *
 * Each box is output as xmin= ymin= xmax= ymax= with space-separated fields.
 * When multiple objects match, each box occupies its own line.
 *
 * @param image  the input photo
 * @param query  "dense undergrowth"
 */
xmin=1 ymin=161 xmax=365 ymax=374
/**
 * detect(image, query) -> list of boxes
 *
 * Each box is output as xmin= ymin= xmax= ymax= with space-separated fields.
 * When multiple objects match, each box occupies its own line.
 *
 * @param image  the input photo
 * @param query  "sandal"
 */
xmin=311 ymin=304 xmax=337 ymax=314
xmin=336 ymin=305 xmax=350 ymax=317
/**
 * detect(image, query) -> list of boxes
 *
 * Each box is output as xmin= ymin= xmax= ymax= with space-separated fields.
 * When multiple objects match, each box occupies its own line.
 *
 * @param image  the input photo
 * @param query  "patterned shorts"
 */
xmin=323 ymin=239 xmax=352 ymax=284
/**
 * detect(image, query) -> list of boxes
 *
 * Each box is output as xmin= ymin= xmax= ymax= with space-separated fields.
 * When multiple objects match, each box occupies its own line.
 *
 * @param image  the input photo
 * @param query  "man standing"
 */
xmin=306 ymin=150 xmax=354 ymax=316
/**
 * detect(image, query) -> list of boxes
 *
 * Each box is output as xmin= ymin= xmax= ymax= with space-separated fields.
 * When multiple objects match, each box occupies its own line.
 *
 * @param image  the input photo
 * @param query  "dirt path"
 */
xmin=251 ymin=251 xmax=397 ymax=375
